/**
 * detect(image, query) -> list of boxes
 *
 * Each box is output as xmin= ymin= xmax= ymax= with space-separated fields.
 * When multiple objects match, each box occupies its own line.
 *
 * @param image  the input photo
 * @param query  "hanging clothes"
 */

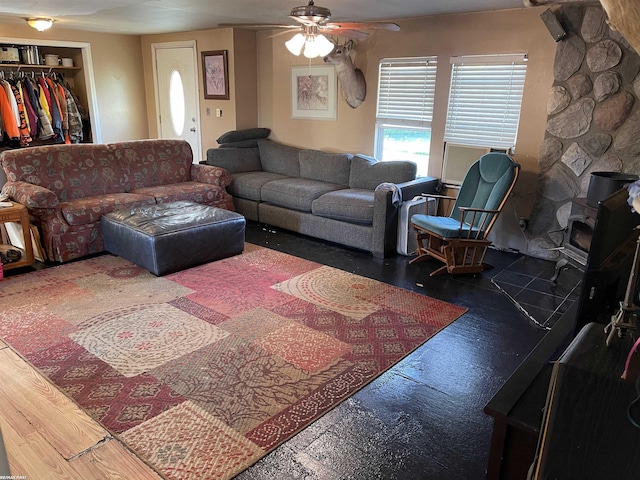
xmin=2 ymin=80 xmax=19 ymax=126
xmin=18 ymin=80 xmax=38 ymax=140
xmin=61 ymin=78 xmax=88 ymax=142
xmin=62 ymin=85 xmax=82 ymax=143
xmin=51 ymin=80 xmax=70 ymax=144
xmin=10 ymin=82 xmax=32 ymax=147
xmin=25 ymin=76 xmax=54 ymax=141
xmin=42 ymin=77 xmax=63 ymax=143
xmin=0 ymin=83 xmax=19 ymax=141
xmin=0 ymin=70 xmax=87 ymax=147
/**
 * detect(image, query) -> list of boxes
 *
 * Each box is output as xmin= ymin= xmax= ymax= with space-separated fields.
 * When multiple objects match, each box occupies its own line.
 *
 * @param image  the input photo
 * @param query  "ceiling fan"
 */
xmin=226 ymin=0 xmax=400 ymax=58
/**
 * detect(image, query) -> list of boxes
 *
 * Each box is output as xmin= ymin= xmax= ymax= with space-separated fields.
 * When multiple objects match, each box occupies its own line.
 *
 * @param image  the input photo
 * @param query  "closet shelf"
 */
xmin=0 ymin=64 xmax=81 ymax=71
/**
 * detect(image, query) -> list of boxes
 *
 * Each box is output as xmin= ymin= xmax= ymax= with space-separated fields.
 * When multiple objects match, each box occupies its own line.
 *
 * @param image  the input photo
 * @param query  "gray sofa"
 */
xmin=205 ymin=139 xmax=438 ymax=257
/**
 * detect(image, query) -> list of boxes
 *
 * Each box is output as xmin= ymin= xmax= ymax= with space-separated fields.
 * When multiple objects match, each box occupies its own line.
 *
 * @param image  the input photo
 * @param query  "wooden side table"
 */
xmin=0 ymin=202 xmax=35 ymax=271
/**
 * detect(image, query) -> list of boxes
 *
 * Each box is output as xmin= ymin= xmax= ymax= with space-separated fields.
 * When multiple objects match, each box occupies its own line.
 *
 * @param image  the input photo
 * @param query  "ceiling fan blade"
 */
xmin=219 ymin=23 xmax=300 ymax=29
xmin=318 ymin=26 xmax=369 ymax=40
xmin=267 ymin=29 xmax=302 ymax=39
xmin=325 ymin=21 xmax=400 ymax=31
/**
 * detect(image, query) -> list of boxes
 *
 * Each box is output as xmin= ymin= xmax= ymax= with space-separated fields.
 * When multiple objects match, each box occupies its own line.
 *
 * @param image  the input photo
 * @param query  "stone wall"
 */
xmin=527 ymin=5 xmax=640 ymax=259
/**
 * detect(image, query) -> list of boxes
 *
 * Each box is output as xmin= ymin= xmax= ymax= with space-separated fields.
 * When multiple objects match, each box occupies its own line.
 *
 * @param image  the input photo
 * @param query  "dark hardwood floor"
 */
xmin=237 ymin=221 xmax=581 ymax=480
xmin=2 ymin=220 xmax=582 ymax=479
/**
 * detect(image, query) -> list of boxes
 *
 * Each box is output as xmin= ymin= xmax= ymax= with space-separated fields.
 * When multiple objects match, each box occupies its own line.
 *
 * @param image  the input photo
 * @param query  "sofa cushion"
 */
xmin=130 ymin=182 xmax=231 ymax=207
xmin=60 ymin=193 xmax=156 ymax=226
xmin=261 ymin=178 xmax=347 ymax=212
xmin=312 ymin=189 xmax=375 ymax=225
xmin=228 ymin=171 xmax=289 ymax=201
xmin=299 ymin=149 xmax=352 ymax=186
xmin=114 ymin=139 xmax=193 ymax=190
xmin=349 ymin=154 xmax=417 ymax=190
xmin=217 ymin=128 xmax=271 ymax=144
xmin=206 ymin=147 xmax=262 ymax=173
xmin=1 ymin=143 xmax=127 ymax=201
xmin=258 ymin=140 xmax=301 ymax=177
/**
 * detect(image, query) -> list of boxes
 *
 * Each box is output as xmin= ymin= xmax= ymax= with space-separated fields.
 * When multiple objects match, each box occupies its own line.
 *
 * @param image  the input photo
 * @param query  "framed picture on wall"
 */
xmin=202 ymin=50 xmax=229 ymax=100
xmin=291 ymin=65 xmax=337 ymax=120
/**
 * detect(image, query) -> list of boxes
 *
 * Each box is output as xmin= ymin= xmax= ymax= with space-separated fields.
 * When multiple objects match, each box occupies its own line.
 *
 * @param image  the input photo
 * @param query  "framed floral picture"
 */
xmin=291 ymin=65 xmax=337 ymax=120
xmin=202 ymin=50 xmax=229 ymax=100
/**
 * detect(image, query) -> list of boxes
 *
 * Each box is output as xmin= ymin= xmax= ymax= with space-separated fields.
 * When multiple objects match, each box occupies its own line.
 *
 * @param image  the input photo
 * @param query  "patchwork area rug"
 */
xmin=0 ymin=244 xmax=467 ymax=479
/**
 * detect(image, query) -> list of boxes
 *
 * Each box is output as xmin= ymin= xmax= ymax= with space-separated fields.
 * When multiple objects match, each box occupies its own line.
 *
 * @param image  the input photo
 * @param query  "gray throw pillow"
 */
xmin=217 ymin=128 xmax=271 ymax=144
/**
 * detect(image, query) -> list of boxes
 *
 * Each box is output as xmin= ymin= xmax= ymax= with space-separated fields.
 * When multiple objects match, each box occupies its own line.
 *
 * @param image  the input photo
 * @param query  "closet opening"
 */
xmin=0 ymin=37 xmax=101 ymax=146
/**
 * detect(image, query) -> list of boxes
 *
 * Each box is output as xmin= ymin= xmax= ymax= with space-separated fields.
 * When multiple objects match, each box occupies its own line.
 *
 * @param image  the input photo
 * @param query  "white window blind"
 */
xmin=376 ymin=57 xmax=437 ymax=126
xmin=444 ymin=54 xmax=527 ymax=150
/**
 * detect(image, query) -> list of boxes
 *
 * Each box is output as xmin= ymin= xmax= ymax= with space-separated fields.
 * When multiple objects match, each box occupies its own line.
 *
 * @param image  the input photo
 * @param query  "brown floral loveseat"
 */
xmin=1 ymin=139 xmax=233 ymax=263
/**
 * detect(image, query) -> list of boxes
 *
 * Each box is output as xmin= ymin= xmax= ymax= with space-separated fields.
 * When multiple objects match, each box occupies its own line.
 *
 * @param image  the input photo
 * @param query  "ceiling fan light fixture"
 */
xmin=314 ymin=34 xmax=335 ymax=57
xmin=290 ymin=1 xmax=331 ymax=24
xmin=27 ymin=18 xmax=54 ymax=31
xmin=303 ymin=38 xmax=320 ymax=59
xmin=285 ymin=33 xmax=306 ymax=56
xmin=302 ymin=34 xmax=333 ymax=59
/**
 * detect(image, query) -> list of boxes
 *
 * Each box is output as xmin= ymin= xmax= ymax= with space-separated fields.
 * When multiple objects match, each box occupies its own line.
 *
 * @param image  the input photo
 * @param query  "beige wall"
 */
xmin=233 ymin=29 xmax=259 ymax=130
xmin=0 ymin=24 xmax=148 ymax=143
xmin=140 ymin=28 xmax=258 ymax=161
xmin=256 ymin=7 xmax=557 ymax=250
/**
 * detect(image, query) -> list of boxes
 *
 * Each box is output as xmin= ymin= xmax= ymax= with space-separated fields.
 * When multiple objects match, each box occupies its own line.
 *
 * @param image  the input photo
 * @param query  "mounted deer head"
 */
xmin=323 ymin=40 xmax=366 ymax=109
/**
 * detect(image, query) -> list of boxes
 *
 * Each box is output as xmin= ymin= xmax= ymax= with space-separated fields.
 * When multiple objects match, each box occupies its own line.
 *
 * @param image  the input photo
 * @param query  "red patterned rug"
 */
xmin=0 ymin=244 xmax=467 ymax=479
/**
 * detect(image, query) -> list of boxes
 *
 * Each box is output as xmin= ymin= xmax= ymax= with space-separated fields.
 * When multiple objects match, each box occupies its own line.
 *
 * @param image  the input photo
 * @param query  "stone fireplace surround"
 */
xmin=527 ymin=5 xmax=640 ymax=260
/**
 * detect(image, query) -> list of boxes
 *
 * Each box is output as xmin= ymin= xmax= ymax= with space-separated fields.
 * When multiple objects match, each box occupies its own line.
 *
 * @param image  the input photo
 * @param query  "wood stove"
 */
xmin=551 ymin=198 xmax=597 ymax=283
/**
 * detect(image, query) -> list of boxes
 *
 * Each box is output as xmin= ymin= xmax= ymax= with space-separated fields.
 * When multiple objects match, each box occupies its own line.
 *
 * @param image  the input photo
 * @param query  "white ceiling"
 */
xmin=0 ymin=0 xmax=527 ymax=35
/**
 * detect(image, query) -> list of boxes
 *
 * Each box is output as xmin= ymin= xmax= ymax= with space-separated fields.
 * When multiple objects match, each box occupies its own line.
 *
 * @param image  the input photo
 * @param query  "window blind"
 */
xmin=376 ymin=57 xmax=437 ymax=127
xmin=444 ymin=54 xmax=527 ymax=150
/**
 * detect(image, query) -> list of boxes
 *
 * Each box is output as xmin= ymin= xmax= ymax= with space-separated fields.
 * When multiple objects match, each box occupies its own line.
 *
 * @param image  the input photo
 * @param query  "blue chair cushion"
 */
xmin=451 ymin=153 xmax=518 ymax=227
xmin=411 ymin=214 xmax=483 ymax=239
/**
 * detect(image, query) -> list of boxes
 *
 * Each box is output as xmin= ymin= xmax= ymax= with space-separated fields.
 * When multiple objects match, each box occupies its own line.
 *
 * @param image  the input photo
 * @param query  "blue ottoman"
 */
xmin=102 ymin=201 xmax=245 ymax=276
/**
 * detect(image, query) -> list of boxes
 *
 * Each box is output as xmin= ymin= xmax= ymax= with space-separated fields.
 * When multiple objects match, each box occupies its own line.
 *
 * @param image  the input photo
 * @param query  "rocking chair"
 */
xmin=410 ymin=152 xmax=520 ymax=276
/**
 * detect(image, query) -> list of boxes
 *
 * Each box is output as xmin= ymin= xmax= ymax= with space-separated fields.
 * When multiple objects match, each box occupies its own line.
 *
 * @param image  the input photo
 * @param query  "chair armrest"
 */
xmin=190 ymin=164 xmax=232 ymax=188
xmin=420 ymin=193 xmax=458 ymax=201
xmin=457 ymin=206 xmax=501 ymax=214
xmin=1 ymin=181 xmax=59 ymax=209
xmin=456 ymin=206 xmax=502 ymax=238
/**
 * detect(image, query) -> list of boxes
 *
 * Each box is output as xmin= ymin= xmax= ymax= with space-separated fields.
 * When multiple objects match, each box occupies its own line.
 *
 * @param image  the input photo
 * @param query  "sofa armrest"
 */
xmin=190 ymin=164 xmax=232 ymax=188
xmin=1 ymin=181 xmax=60 ymax=209
xmin=369 ymin=176 xmax=439 ymax=258
xmin=397 ymin=176 xmax=440 ymax=201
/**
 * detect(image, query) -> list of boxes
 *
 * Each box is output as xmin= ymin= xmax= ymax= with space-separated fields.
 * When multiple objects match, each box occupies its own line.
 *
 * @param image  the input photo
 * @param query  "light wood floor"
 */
xmin=0 ymin=338 xmax=162 ymax=479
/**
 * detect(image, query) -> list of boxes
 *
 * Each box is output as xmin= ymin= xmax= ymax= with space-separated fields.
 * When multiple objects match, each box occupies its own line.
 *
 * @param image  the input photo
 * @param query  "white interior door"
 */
xmin=154 ymin=43 xmax=201 ymax=162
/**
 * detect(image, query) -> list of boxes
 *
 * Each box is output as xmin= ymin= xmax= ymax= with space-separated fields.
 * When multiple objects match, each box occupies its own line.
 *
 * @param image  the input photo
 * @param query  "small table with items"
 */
xmin=0 ymin=201 xmax=35 ymax=271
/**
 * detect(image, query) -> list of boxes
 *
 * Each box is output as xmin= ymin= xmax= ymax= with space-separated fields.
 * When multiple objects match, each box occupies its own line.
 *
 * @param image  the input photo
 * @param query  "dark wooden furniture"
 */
xmin=484 ymin=302 xmax=577 ymax=480
xmin=532 ymin=322 xmax=640 ymax=479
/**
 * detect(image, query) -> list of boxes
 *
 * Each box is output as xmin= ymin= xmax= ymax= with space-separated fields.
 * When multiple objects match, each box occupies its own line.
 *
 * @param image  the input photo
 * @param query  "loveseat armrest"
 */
xmin=190 ymin=164 xmax=232 ymax=188
xmin=1 ymin=181 xmax=60 ymax=209
xmin=398 ymin=176 xmax=439 ymax=201
xmin=370 ymin=176 xmax=439 ymax=258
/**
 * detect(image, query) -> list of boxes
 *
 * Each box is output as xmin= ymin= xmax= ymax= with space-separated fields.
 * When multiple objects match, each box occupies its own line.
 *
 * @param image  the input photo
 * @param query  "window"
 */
xmin=169 ymin=69 xmax=185 ymax=136
xmin=444 ymin=54 xmax=527 ymax=150
xmin=375 ymin=57 xmax=437 ymax=177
